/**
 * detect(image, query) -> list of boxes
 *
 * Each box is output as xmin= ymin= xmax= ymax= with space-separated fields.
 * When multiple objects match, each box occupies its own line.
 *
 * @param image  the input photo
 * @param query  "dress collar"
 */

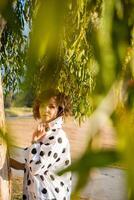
xmin=49 ymin=116 xmax=63 ymax=129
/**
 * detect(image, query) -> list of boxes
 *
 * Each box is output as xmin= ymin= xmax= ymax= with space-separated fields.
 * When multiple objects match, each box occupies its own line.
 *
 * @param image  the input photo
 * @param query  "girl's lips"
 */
xmin=43 ymin=114 xmax=49 ymax=116
xmin=42 ymin=114 xmax=50 ymax=118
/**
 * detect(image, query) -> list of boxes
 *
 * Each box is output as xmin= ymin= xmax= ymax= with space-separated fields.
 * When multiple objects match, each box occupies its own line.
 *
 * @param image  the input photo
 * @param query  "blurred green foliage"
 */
xmin=0 ymin=128 xmax=15 ymax=148
xmin=0 ymin=0 xmax=134 ymax=199
xmin=0 ymin=0 xmax=31 ymax=94
xmin=25 ymin=0 xmax=99 ymax=120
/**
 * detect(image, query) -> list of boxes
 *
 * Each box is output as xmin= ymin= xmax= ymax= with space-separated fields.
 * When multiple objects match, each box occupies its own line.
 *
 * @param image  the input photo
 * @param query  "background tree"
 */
xmin=0 ymin=15 xmax=11 ymax=200
xmin=0 ymin=1 xmax=32 ymax=199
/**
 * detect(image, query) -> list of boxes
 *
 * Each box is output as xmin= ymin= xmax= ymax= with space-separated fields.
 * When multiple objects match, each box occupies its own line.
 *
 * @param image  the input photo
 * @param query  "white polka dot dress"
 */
xmin=23 ymin=116 xmax=72 ymax=200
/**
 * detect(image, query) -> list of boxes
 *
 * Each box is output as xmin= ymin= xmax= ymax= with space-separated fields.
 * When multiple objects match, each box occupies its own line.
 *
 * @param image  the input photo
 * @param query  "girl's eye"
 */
xmin=49 ymin=105 xmax=55 ymax=109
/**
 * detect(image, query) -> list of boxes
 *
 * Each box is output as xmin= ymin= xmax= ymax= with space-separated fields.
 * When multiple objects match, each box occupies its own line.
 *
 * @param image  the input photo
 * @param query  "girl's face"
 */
xmin=39 ymin=97 xmax=58 ymax=123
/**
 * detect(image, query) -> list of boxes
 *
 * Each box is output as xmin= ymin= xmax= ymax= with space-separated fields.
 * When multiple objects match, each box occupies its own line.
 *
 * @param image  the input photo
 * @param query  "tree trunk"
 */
xmin=0 ymin=16 xmax=11 ymax=200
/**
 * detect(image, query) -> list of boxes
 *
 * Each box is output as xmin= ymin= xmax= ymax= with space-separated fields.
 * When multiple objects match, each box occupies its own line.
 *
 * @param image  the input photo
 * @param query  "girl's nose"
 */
xmin=45 ymin=106 xmax=50 ymax=112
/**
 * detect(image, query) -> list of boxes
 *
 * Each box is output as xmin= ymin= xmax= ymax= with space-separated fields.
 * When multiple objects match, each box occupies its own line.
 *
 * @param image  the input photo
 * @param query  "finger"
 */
xmin=38 ymin=123 xmax=44 ymax=131
xmin=37 ymin=124 xmax=40 ymax=131
xmin=41 ymin=125 xmax=43 ymax=132
xmin=32 ymin=131 xmax=37 ymax=140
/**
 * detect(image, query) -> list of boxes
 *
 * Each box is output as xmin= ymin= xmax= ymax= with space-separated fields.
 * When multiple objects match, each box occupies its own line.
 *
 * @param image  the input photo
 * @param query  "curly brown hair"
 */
xmin=33 ymin=89 xmax=72 ymax=120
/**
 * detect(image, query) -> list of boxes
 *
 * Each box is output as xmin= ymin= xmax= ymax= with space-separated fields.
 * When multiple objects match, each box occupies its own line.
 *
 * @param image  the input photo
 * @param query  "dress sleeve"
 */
xmin=29 ymin=129 xmax=70 ymax=176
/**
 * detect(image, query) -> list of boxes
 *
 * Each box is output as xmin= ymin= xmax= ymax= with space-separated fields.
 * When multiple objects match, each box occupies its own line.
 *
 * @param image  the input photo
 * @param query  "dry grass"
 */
xmin=11 ymin=176 xmax=23 ymax=200
xmin=5 ymin=107 xmax=32 ymax=117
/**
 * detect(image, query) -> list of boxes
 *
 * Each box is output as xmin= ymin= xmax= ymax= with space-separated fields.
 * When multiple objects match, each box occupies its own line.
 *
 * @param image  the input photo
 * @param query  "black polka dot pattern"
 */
xmin=53 ymin=153 xmax=58 ymax=159
xmin=50 ymin=174 xmax=55 ymax=181
xmin=27 ymin=179 xmax=31 ymax=185
xmin=60 ymin=181 xmax=64 ymax=186
xmin=49 ymin=136 xmax=54 ymax=140
xmin=56 ymin=158 xmax=60 ymax=162
xmin=48 ymin=151 xmax=52 ymax=156
xmin=44 ymin=170 xmax=48 ymax=175
xmin=23 ymin=194 xmax=27 ymax=199
xmin=31 ymin=148 xmax=37 ymax=154
xmin=35 ymin=160 xmax=41 ymax=165
xmin=62 ymin=148 xmax=66 ymax=153
xmin=58 ymin=137 xmax=62 ymax=143
xmin=65 ymin=160 xmax=69 ymax=165
xmin=55 ymin=187 xmax=59 ymax=193
xmin=42 ymin=188 xmax=47 ymax=194
xmin=40 ymin=151 xmax=45 ymax=156
xmin=40 ymin=175 xmax=44 ymax=181
xmin=45 ymin=143 xmax=50 ymax=145
xmin=47 ymin=164 xmax=52 ymax=168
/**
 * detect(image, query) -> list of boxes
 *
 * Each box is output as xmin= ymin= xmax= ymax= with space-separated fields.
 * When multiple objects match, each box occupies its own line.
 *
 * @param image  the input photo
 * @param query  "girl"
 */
xmin=10 ymin=90 xmax=72 ymax=200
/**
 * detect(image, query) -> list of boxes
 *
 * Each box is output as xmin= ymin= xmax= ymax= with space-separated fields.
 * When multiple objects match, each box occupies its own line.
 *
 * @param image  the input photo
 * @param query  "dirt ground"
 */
xmin=6 ymin=116 xmax=126 ymax=200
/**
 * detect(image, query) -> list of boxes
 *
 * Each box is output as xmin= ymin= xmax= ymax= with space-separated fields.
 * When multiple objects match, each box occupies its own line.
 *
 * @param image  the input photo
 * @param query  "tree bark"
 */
xmin=0 ymin=16 xmax=11 ymax=200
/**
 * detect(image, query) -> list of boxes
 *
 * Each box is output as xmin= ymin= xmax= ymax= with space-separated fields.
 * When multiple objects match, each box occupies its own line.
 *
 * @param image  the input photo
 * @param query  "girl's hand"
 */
xmin=32 ymin=123 xmax=49 ymax=143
